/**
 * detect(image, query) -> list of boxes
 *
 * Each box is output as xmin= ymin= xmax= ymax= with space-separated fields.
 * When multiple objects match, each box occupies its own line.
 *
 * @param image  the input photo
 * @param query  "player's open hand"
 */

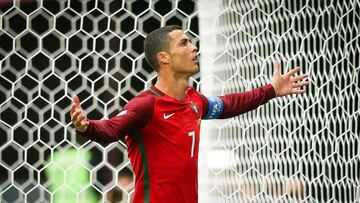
xmin=271 ymin=62 xmax=309 ymax=97
xmin=70 ymin=95 xmax=89 ymax=132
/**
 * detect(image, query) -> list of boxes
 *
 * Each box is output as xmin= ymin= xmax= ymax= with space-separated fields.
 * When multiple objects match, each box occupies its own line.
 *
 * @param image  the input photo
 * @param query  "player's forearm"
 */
xmin=220 ymin=84 xmax=276 ymax=118
xmin=76 ymin=119 xmax=121 ymax=143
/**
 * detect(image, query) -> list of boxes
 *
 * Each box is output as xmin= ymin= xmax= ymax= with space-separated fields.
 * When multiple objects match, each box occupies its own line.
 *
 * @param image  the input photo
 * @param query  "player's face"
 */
xmin=167 ymin=30 xmax=199 ymax=75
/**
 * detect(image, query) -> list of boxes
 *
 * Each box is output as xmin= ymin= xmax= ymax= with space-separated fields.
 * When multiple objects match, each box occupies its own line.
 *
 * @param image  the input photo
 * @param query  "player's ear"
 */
xmin=157 ymin=51 xmax=170 ymax=65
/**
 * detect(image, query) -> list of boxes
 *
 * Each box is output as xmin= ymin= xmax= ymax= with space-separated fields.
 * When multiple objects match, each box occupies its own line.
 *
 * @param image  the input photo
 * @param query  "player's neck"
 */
xmin=155 ymin=74 xmax=189 ymax=101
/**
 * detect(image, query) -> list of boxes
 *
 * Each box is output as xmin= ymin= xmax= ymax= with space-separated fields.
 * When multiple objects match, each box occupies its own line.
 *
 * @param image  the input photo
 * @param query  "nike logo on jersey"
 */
xmin=163 ymin=113 xmax=175 ymax=119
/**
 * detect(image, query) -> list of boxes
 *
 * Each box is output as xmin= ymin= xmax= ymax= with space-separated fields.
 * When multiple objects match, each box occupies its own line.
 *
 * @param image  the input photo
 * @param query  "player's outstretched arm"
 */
xmin=69 ymin=94 xmax=154 ymax=143
xmin=70 ymin=95 xmax=89 ymax=133
xmin=202 ymin=62 xmax=310 ymax=119
xmin=271 ymin=61 xmax=309 ymax=97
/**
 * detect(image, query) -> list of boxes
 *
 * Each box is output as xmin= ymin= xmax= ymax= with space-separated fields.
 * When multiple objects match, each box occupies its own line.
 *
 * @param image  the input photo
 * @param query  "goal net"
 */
xmin=199 ymin=0 xmax=360 ymax=202
xmin=0 ymin=0 xmax=359 ymax=202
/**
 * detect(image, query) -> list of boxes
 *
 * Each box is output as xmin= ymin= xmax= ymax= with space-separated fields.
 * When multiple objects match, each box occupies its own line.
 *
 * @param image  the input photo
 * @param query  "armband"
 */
xmin=204 ymin=97 xmax=224 ymax=119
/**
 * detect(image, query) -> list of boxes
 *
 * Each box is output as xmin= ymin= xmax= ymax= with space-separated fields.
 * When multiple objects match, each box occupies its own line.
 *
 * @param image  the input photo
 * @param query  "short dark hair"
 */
xmin=144 ymin=25 xmax=182 ymax=71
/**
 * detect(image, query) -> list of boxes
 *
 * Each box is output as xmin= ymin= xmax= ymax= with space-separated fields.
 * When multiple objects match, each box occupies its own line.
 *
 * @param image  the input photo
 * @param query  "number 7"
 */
xmin=188 ymin=131 xmax=195 ymax=158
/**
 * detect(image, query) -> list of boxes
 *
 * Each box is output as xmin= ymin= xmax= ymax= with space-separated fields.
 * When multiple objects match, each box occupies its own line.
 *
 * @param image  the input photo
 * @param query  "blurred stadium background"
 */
xmin=0 ymin=0 xmax=359 ymax=202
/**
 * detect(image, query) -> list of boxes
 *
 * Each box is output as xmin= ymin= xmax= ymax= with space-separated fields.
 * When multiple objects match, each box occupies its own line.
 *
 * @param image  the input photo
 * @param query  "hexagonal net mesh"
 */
xmin=0 ymin=0 xmax=359 ymax=203
xmin=0 ymin=0 xmax=199 ymax=202
xmin=198 ymin=0 xmax=360 ymax=202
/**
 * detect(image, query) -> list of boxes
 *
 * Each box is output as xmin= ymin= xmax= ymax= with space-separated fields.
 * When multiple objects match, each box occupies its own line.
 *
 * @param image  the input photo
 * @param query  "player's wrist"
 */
xmin=269 ymin=82 xmax=280 ymax=97
xmin=76 ymin=125 xmax=88 ymax=133
xmin=75 ymin=120 xmax=89 ymax=133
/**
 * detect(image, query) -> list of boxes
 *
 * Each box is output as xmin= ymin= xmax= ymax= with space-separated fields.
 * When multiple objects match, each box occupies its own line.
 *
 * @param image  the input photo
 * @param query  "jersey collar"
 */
xmin=149 ymin=85 xmax=165 ymax=97
xmin=149 ymin=85 xmax=192 ymax=103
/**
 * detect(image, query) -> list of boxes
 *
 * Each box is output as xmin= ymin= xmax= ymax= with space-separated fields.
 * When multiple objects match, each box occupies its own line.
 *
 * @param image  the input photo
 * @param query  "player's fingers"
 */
xmin=274 ymin=61 xmax=280 ymax=75
xmin=291 ymin=89 xmax=306 ymax=94
xmin=291 ymin=74 xmax=308 ymax=82
xmin=70 ymin=103 xmax=76 ymax=115
xmin=74 ymin=114 xmax=86 ymax=127
xmin=292 ymin=81 xmax=309 ymax=88
xmin=71 ymin=95 xmax=81 ymax=115
xmin=285 ymin=67 xmax=301 ymax=78
xmin=73 ymin=95 xmax=80 ymax=108
xmin=71 ymin=110 xmax=81 ymax=123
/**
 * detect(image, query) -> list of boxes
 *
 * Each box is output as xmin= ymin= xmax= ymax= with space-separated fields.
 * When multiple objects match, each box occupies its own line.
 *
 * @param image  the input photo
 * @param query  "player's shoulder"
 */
xmin=133 ymin=89 xmax=157 ymax=100
xmin=123 ymin=90 xmax=156 ymax=111
xmin=127 ymin=90 xmax=155 ymax=105
xmin=186 ymin=86 xmax=206 ymax=100
xmin=186 ymin=86 xmax=199 ymax=95
xmin=115 ymin=90 xmax=156 ymax=124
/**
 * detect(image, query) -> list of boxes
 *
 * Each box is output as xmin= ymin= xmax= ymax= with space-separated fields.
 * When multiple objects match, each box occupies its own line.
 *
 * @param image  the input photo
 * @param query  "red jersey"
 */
xmin=79 ymin=84 xmax=275 ymax=203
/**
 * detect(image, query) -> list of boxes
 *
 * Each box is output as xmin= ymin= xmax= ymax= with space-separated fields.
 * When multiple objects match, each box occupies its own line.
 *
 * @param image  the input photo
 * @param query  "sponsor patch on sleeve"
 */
xmin=204 ymin=97 xmax=224 ymax=119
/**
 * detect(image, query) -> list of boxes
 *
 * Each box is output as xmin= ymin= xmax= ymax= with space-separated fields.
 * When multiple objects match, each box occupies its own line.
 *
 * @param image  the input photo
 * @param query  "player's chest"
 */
xmin=147 ymin=100 xmax=201 ymax=154
xmin=155 ymin=100 xmax=201 ymax=126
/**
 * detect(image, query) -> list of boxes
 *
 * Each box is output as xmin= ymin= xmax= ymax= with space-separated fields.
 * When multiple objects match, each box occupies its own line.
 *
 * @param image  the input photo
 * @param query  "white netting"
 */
xmin=199 ymin=0 xmax=360 ymax=202
xmin=0 ymin=0 xmax=359 ymax=203
xmin=0 ymin=1 xmax=199 ymax=202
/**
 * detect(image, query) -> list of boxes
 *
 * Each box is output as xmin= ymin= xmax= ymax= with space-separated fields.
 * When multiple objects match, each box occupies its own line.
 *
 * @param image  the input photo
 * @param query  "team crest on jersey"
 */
xmin=190 ymin=101 xmax=199 ymax=117
xmin=190 ymin=101 xmax=201 ymax=125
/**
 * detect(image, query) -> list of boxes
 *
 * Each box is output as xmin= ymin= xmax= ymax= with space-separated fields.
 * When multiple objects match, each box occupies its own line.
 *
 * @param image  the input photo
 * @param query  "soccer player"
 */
xmin=70 ymin=25 xmax=309 ymax=203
